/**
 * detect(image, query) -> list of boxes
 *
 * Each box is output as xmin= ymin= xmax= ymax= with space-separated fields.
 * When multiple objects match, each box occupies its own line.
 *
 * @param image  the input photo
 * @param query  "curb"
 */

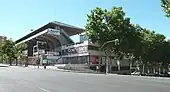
xmin=0 ymin=64 xmax=9 ymax=67
xmin=26 ymin=65 xmax=100 ymax=74
xmin=27 ymin=66 xmax=72 ymax=72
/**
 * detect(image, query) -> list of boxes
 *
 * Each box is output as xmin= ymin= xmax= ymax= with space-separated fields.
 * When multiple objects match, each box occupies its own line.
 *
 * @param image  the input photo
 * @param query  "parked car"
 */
xmin=160 ymin=72 xmax=170 ymax=77
xmin=131 ymin=71 xmax=141 ymax=76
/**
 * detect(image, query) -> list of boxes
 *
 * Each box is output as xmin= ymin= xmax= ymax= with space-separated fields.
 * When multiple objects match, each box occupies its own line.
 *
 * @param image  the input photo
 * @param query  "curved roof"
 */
xmin=15 ymin=21 xmax=84 ymax=44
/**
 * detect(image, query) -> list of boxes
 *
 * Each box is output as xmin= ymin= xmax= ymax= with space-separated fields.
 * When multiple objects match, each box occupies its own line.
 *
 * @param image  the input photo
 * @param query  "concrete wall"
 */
xmin=111 ymin=59 xmax=130 ymax=67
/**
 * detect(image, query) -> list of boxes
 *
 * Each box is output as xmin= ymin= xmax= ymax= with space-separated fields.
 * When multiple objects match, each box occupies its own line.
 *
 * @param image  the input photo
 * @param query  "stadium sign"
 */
xmin=62 ymin=46 xmax=88 ymax=55
xmin=47 ymin=28 xmax=60 ymax=36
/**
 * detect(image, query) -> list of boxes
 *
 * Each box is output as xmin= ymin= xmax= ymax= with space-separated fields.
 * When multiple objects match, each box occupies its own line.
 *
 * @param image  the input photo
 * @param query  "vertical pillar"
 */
xmin=106 ymin=56 xmax=109 ymax=74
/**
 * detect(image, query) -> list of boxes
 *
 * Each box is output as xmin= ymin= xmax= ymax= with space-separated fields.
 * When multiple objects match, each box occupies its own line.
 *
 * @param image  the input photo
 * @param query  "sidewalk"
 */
xmin=26 ymin=65 xmax=101 ymax=74
xmin=27 ymin=65 xmax=71 ymax=72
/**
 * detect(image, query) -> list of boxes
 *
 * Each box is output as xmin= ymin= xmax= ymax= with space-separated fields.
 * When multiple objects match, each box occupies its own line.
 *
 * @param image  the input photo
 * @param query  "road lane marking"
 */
xmin=39 ymin=87 xmax=51 ymax=92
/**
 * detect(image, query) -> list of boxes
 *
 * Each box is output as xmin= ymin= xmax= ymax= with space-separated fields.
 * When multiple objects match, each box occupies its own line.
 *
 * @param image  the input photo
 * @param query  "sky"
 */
xmin=0 ymin=0 xmax=170 ymax=42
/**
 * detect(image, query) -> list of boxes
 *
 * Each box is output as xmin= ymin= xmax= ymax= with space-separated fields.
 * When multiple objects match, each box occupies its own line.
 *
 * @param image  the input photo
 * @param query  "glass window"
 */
xmin=101 ymin=56 xmax=106 ymax=64
xmin=33 ymin=47 xmax=37 ymax=52
xmin=80 ymin=35 xmax=88 ymax=42
xmin=79 ymin=56 xmax=88 ymax=64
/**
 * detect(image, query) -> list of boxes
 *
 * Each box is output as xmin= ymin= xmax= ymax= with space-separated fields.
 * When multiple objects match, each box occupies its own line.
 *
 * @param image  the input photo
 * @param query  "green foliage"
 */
xmin=14 ymin=42 xmax=27 ymax=60
xmin=85 ymin=7 xmax=135 ymax=56
xmin=0 ymin=39 xmax=15 ymax=65
xmin=161 ymin=0 xmax=170 ymax=17
xmin=86 ymin=6 xmax=170 ymax=73
xmin=85 ymin=7 xmax=108 ymax=45
xmin=0 ymin=39 xmax=27 ymax=65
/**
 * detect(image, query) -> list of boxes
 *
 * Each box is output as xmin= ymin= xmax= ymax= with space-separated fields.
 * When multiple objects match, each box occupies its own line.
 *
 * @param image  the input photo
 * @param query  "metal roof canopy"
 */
xmin=15 ymin=21 xmax=84 ymax=44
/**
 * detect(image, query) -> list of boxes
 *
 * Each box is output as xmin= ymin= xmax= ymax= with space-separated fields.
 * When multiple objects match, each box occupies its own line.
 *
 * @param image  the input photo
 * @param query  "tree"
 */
xmin=0 ymin=44 xmax=7 ymax=63
xmin=0 ymin=39 xmax=27 ymax=66
xmin=161 ymin=0 xmax=170 ymax=17
xmin=14 ymin=43 xmax=27 ymax=66
xmin=86 ymin=6 xmax=170 ymax=74
xmin=85 ymin=6 xmax=140 ymax=73
xmin=134 ymin=27 xmax=170 ymax=74
xmin=0 ymin=39 xmax=15 ymax=65
xmin=85 ymin=7 xmax=135 ymax=53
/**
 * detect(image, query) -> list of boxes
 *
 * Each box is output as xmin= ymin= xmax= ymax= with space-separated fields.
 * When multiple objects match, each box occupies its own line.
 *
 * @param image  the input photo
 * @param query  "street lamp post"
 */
xmin=100 ymin=39 xmax=119 ymax=74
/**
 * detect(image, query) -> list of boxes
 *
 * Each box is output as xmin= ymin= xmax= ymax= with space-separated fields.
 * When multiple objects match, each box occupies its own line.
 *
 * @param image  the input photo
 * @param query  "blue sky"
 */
xmin=0 ymin=0 xmax=170 ymax=42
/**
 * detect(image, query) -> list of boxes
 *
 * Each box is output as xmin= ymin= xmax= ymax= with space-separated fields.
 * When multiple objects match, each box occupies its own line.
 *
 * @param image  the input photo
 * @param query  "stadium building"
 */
xmin=16 ymin=21 xmax=131 ymax=73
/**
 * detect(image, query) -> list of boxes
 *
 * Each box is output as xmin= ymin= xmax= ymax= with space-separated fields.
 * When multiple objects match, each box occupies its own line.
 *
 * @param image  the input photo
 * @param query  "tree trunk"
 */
xmin=26 ymin=57 xmax=28 ymax=67
xmin=109 ymin=57 xmax=112 ymax=73
xmin=117 ymin=60 xmax=120 ymax=71
xmin=16 ymin=59 xmax=18 ymax=66
xmin=129 ymin=60 xmax=132 ymax=73
xmin=153 ymin=66 xmax=156 ymax=74
xmin=142 ymin=64 xmax=145 ymax=74
xmin=147 ymin=66 xmax=150 ymax=74
xmin=159 ymin=65 xmax=161 ymax=74
xmin=106 ymin=56 xmax=109 ymax=74
xmin=9 ymin=59 xmax=12 ymax=66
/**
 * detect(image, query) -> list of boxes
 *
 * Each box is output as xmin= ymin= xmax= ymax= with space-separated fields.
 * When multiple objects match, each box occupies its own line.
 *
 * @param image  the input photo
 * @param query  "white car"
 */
xmin=131 ymin=72 xmax=141 ymax=76
xmin=168 ymin=71 xmax=170 ymax=75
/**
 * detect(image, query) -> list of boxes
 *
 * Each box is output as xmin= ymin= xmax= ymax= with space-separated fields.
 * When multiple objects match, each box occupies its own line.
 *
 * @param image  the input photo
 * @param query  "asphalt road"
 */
xmin=0 ymin=67 xmax=170 ymax=92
